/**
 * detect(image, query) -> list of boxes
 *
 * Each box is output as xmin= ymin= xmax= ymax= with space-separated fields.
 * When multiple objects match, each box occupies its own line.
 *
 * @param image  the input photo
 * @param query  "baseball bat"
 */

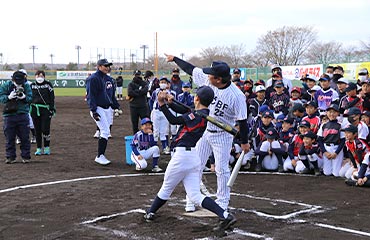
xmin=227 ymin=151 xmax=245 ymax=188
xmin=172 ymin=99 xmax=238 ymax=137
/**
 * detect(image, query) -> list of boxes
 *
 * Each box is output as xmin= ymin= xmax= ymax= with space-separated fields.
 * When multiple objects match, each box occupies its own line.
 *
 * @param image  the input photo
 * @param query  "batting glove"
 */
xmin=8 ymin=90 xmax=17 ymax=100
xmin=92 ymin=112 xmax=100 ymax=121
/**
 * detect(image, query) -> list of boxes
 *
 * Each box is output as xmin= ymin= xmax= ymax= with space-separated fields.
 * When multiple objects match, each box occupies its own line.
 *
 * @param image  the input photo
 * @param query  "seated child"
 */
xmin=130 ymin=118 xmax=162 ymax=172
xmin=297 ymin=131 xmax=322 ymax=176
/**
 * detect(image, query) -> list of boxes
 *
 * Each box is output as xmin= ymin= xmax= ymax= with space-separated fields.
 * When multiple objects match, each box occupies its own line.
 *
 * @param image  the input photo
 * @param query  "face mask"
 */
xmin=159 ymin=83 xmax=167 ymax=90
xmin=359 ymin=76 xmax=367 ymax=81
xmin=326 ymin=73 xmax=333 ymax=79
xmin=36 ymin=77 xmax=44 ymax=83
xmin=332 ymin=74 xmax=342 ymax=81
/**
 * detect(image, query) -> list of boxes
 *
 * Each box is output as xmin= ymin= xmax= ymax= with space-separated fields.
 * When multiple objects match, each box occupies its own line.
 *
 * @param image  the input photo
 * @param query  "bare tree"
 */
xmin=199 ymin=46 xmax=227 ymax=65
xmin=361 ymin=38 xmax=370 ymax=52
xmin=340 ymin=45 xmax=360 ymax=63
xmin=224 ymin=44 xmax=246 ymax=67
xmin=255 ymin=26 xmax=317 ymax=65
xmin=304 ymin=41 xmax=342 ymax=64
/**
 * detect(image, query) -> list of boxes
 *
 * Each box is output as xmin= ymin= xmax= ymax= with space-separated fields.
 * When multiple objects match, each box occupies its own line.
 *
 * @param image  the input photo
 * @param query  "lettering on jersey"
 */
xmin=323 ymin=129 xmax=339 ymax=137
xmin=188 ymin=113 xmax=195 ymax=120
xmin=272 ymin=100 xmax=284 ymax=108
xmin=106 ymin=82 xmax=113 ymax=89
xmin=213 ymin=98 xmax=228 ymax=117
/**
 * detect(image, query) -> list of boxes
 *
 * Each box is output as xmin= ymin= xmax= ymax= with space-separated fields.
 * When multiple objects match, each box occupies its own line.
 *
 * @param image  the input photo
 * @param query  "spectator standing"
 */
xmin=115 ymin=75 xmax=123 ymax=100
xmin=170 ymin=67 xmax=184 ymax=97
xmin=127 ymin=70 xmax=150 ymax=134
xmin=30 ymin=70 xmax=55 ymax=155
xmin=0 ymin=71 xmax=32 ymax=163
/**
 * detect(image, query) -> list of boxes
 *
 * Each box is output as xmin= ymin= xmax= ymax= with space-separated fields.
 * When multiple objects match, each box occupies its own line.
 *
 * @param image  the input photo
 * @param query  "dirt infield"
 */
xmin=0 ymin=97 xmax=370 ymax=240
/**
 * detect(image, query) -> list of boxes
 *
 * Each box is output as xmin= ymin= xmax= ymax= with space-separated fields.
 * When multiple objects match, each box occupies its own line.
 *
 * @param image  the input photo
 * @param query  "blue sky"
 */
xmin=0 ymin=0 xmax=369 ymax=64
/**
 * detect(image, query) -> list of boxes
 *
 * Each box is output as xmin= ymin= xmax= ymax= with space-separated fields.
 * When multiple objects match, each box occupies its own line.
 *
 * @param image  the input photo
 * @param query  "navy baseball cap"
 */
xmin=141 ymin=117 xmax=152 ymax=125
xmin=362 ymin=111 xmax=370 ymax=117
xmin=283 ymin=117 xmax=294 ymax=124
xmin=259 ymin=105 xmax=269 ymax=113
xmin=203 ymin=61 xmax=231 ymax=78
xmin=274 ymin=80 xmax=284 ymax=88
xmin=345 ymin=82 xmax=357 ymax=92
xmin=195 ymin=86 xmax=214 ymax=107
xmin=254 ymin=79 xmax=265 ymax=86
xmin=262 ymin=110 xmax=274 ymax=119
xmin=303 ymin=131 xmax=317 ymax=139
xmin=343 ymin=124 xmax=358 ymax=133
xmin=182 ymin=82 xmax=191 ymax=88
xmin=304 ymin=101 xmax=318 ymax=108
xmin=172 ymin=67 xmax=180 ymax=73
xmin=347 ymin=107 xmax=362 ymax=115
xmin=298 ymin=120 xmax=310 ymax=128
xmin=292 ymin=103 xmax=305 ymax=113
xmin=233 ymin=68 xmax=241 ymax=74
xmin=327 ymin=104 xmax=340 ymax=112
xmin=266 ymin=128 xmax=278 ymax=139
xmin=133 ymin=70 xmax=142 ymax=76
xmin=97 ymin=59 xmax=113 ymax=66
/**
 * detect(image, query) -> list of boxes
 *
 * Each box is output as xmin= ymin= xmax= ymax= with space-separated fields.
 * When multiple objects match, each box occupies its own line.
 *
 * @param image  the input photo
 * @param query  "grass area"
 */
xmin=54 ymin=88 xmax=127 ymax=97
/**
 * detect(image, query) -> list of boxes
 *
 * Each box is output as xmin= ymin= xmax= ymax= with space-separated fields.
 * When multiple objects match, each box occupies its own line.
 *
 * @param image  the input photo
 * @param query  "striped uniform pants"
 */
xmin=196 ymin=130 xmax=233 ymax=210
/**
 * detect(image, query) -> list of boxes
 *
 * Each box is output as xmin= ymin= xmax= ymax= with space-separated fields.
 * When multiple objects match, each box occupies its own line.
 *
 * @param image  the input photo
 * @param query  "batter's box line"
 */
xmin=230 ymin=192 xmax=325 ymax=219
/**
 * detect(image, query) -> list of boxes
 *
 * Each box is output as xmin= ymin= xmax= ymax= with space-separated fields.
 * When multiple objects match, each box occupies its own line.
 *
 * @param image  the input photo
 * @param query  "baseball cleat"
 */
xmin=30 ymin=136 xmax=36 ymax=144
xmin=213 ymin=213 xmax=236 ymax=232
xmin=152 ymin=166 xmax=163 ymax=173
xmin=16 ymin=138 xmax=21 ymax=145
xmin=5 ymin=158 xmax=16 ymax=164
xmin=22 ymin=158 xmax=31 ymax=164
xmin=162 ymin=146 xmax=170 ymax=155
xmin=185 ymin=202 xmax=196 ymax=212
xmin=94 ymin=155 xmax=111 ymax=165
xmin=43 ymin=147 xmax=50 ymax=155
xmin=144 ymin=212 xmax=155 ymax=222
xmin=93 ymin=130 xmax=100 ymax=139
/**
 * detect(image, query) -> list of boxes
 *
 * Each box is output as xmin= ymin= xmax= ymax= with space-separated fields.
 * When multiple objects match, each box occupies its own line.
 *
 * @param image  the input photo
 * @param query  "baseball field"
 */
xmin=0 ymin=97 xmax=369 ymax=240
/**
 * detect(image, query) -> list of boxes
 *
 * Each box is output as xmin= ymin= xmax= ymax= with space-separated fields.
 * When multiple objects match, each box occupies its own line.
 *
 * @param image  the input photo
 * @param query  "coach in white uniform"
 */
xmin=165 ymin=54 xmax=250 ymax=210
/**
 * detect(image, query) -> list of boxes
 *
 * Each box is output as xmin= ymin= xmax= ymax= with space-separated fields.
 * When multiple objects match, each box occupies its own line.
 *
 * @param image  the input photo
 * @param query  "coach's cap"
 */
xmin=327 ymin=103 xmax=340 ymax=112
xmin=337 ymin=77 xmax=349 ymax=84
xmin=347 ymin=107 xmax=362 ymax=116
xmin=306 ymin=74 xmax=317 ymax=82
xmin=276 ymin=114 xmax=286 ymax=121
xmin=266 ymin=128 xmax=278 ymax=139
xmin=283 ymin=117 xmax=294 ymax=124
xmin=182 ymin=82 xmax=191 ymax=88
xmin=343 ymin=124 xmax=358 ymax=134
xmin=254 ymin=79 xmax=265 ymax=86
xmin=298 ymin=120 xmax=310 ymax=128
xmin=172 ymin=67 xmax=180 ymax=73
xmin=262 ymin=110 xmax=274 ymax=118
xmin=358 ymin=68 xmax=368 ymax=75
xmin=255 ymin=85 xmax=266 ymax=93
xmin=97 ymin=58 xmax=113 ymax=66
xmin=319 ymin=75 xmax=330 ymax=81
xmin=308 ymin=85 xmax=321 ymax=92
xmin=292 ymin=103 xmax=305 ymax=113
xmin=133 ymin=69 xmax=142 ymax=76
xmin=203 ymin=61 xmax=230 ymax=78
xmin=303 ymin=131 xmax=317 ymax=139
xmin=233 ymin=68 xmax=241 ymax=74
xmin=291 ymin=86 xmax=301 ymax=94
xmin=244 ymin=78 xmax=253 ymax=85
xmin=141 ymin=117 xmax=152 ymax=125
xmin=345 ymin=82 xmax=357 ymax=92
xmin=304 ymin=101 xmax=318 ymax=108
xmin=19 ymin=69 xmax=28 ymax=76
xmin=159 ymin=76 xmax=170 ymax=82
xmin=333 ymin=65 xmax=344 ymax=72
xmin=195 ymin=86 xmax=214 ymax=107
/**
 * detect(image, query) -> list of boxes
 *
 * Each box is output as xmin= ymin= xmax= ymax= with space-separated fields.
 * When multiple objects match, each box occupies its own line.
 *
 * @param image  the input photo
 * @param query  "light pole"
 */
xmin=50 ymin=54 xmax=54 ymax=70
xmin=130 ymin=53 xmax=136 ymax=66
xmin=0 ymin=53 xmax=3 ymax=68
xmin=75 ymin=45 xmax=81 ymax=69
xmin=140 ymin=44 xmax=148 ymax=70
xmin=180 ymin=53 xmax=185 ymax=59
xmin=29 ymin=45 xmax=38 ymax=70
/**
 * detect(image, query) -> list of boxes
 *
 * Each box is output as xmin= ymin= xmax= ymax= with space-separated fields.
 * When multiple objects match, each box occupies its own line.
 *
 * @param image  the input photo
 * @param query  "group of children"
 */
xmin=128 ymin=65 xmax=370 ymax=187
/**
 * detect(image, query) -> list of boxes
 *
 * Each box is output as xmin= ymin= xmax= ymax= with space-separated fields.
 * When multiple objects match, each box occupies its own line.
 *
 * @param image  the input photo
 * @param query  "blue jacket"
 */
xmin=0 ymin=80 xmax=32 ymax=116
xmin=86 ymin=70 xmax=120 ymax=112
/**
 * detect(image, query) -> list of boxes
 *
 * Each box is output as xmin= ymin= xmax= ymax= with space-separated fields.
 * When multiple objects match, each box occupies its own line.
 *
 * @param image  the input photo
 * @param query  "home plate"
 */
xmin=183 ymin=208 xmax=218 ymax=217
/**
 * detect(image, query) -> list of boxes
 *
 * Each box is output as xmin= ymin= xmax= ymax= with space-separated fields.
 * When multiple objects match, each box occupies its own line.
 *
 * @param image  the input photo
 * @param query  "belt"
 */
xmin=318 ymin=109 xmax=326 ymax=112
xmin=173 ymin=147 xmax=193 ymax=152
xmin=325 ymin=143 xmax=338 ymax=146
xmin=207 ymin=129 xmax=221 ymax=133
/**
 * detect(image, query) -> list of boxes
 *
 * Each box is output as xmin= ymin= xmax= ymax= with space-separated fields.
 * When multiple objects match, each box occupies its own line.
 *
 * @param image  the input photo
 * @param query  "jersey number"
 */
xmin=214 ymin=109 xmax=224 ymax=117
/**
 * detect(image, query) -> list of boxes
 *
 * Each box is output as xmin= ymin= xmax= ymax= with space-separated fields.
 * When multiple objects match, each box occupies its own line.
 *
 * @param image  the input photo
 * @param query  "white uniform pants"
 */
xmin=131 ymin=146 xmax=160 ymax=170
xmin=322 ymin=144 xmax=343 ymax=177
xmin=90 ymin=106 xmax=113 ymax=140
xmin=151 ymin=109 xmax=169 ymax=141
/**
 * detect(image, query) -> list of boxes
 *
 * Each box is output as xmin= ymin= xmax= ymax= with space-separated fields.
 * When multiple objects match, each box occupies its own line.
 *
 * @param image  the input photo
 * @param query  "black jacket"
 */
xmin=127 ymin=77 xmax=149 ymax=107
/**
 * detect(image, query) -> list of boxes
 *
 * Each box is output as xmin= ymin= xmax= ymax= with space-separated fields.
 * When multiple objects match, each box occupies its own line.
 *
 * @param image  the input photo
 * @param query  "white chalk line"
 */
xmin=2 ymin=173 xmax=369 ymax=238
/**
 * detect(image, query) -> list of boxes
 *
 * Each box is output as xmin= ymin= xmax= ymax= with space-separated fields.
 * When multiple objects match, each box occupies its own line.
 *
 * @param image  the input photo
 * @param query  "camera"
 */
xmin=16 ymin=86 xmax=24 ymax=97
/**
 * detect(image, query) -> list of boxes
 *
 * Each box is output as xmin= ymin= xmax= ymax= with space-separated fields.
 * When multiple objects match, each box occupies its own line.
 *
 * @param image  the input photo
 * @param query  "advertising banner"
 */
xmin=56 ymin=71 xmax=94 ymax=80
xmin=280 ymin=64 xmax=323 ymax=80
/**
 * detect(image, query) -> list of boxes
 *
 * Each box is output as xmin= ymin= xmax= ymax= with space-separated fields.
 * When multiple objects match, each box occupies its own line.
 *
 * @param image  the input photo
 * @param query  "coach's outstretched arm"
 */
xmin=165 ymin=54 xmax=195 ymax=75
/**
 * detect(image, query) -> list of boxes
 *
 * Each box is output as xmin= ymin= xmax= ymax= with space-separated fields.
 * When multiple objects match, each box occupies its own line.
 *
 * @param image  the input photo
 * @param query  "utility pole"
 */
xmin=140 ymin=44 xmax=148 ymax=70
xmin=50 ymin=54 xmax=54 ymax=70
xmin=0 ymin=53 xmax=3 ymax=69
xmin=75 ymin=45 xmax=81 ymax=69
xmin=180 ymin=53 xmax=185 ymax=59
xmin=29 ymin=45 xmax=38 ymax=70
